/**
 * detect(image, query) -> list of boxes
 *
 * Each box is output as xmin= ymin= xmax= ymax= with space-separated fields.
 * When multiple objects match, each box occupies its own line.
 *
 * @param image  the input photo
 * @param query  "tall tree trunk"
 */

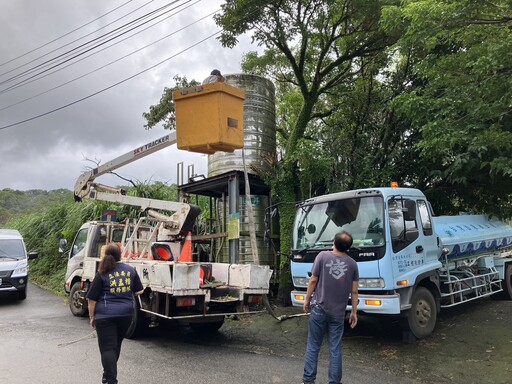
xmin=275 ymin=165 xmax=298 ymax=305
xmin=275 ymin=102 xmax=313 ymax=304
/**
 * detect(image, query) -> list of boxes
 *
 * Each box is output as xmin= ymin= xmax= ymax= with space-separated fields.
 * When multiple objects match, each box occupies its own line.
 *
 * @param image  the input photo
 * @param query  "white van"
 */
xmin=0 ymin=229 xmax=38 ymax=300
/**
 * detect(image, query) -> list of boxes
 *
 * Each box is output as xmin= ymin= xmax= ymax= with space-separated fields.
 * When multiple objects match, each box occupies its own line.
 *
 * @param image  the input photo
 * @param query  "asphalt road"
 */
xmin=0 ymin=283 xmax=418 ymax=384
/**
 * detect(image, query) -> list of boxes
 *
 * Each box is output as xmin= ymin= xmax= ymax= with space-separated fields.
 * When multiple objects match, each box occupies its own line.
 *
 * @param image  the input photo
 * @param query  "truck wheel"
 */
xmin=405 ymin=287 xmax=437 ymax=339
xmin=503 ymin=263 xmax=512 ymax=300
xmin=125 ymin=299 xmax=148 ymax=339
xmin=190 ymin=317 xmax=225 ymax=333
xmin=69 ymin=282 xmax=87 ymax=317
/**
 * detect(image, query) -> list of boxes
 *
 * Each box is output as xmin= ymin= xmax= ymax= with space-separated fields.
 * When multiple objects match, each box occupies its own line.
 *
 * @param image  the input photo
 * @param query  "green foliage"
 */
xmin=6 ymin=198 xmax=104 ymax=295
xmin=391 ymin=0 xmax=512 ymax=216
xmin=217 ymin=0 xmax=401 ymax=154
xmin=3 ymin=183 xmax=188 ymax=295
xmin=0 ymin=188 xmax=71 ymax=225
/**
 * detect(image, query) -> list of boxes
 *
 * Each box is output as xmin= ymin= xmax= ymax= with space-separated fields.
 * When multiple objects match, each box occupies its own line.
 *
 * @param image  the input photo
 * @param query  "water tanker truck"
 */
xmin=290 ymin=186 xmax=512 ymax=339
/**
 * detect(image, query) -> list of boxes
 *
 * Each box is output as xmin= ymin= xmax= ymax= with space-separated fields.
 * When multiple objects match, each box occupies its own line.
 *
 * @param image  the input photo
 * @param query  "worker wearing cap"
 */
xmin=202 ymin=69 xmax=225 ymax=84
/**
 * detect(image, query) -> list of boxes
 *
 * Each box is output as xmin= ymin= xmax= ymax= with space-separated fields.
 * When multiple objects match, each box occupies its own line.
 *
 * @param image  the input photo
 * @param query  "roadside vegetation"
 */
xmin=0 ymin=183 xmax=189 ymax=296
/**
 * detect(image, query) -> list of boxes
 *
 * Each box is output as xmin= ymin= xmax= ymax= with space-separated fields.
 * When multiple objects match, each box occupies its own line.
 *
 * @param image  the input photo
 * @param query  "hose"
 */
xmin=57 ymin=330 xmax=96 ymax=347
xmin=263 ymin=295 xmax=309 ymax=321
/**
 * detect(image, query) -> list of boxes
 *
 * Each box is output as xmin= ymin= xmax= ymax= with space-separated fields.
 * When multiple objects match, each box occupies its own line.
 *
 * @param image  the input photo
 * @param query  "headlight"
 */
xmin=358 ymin=278 xmax=385 ymax=289
xmin=292 ymin=276 xmax=309 ymax=287
xmin=12 ymin=265 xmax=28 ymax=277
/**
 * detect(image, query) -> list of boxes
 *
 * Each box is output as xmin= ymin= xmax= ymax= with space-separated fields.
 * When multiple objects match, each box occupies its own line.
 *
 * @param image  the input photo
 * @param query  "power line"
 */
xmin=0 ymin=0 xmax=163 ymax=82
xmin=0 ymin=0 xmax=180 ymax=85
xmin=0 ymin=0 xmax=194 ymax=94
xmin=0 ymin=30 xmax=222 ymax=131
xmin=0 ymin=5 xmax=212 ymax=112
xmin=0 ymin=0 xmax=134 ymax=68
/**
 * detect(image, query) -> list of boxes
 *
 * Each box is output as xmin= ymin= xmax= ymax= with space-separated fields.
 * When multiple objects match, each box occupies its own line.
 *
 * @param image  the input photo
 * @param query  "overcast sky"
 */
xmin=0 ymin=0 xmax=257 ymax=191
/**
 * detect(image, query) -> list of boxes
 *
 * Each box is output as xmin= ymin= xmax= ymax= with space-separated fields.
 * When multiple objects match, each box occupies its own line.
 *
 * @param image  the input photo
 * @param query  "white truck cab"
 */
xmin=0 ymin=229 xmax=38 ymax=300
xmin=64 ymin=220 xmax=138 ymax=316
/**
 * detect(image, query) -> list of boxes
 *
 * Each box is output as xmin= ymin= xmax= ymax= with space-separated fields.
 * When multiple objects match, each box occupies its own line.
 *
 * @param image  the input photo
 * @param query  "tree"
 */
xmin=392 ymin=0 xmax=512 ymax=216
xmin=215 ymin=0 xmax=402 ymax=300
xmin=142 ymin=75 xmax=200 ymax=130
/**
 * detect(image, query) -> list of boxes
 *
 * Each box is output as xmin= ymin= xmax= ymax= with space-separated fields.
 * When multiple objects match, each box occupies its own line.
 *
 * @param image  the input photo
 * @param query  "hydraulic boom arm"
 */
xmin=73 ymin=131 xmax=200 ymax=236
xmin=74 ymin=132 xmax=177 ymax=199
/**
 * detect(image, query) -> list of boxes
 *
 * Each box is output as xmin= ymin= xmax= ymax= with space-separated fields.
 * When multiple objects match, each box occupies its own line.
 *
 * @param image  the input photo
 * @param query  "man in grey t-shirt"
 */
xmin=302 ymin=231 xmax=359 ymax=384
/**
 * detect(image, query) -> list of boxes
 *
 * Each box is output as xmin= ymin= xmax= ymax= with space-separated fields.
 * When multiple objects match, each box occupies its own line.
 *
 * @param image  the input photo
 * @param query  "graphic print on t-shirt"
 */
xmin=108 ymin=270 xmax=132 ymax=294
xmin=326 ymin=259 xmax=348 ymax=280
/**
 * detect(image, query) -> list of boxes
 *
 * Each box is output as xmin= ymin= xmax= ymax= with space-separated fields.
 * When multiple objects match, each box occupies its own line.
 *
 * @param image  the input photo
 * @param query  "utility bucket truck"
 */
xmin=64 ymin=84 xmax=272 ymax=337
xmin=290 ymin=186 xmax=512 ymax=339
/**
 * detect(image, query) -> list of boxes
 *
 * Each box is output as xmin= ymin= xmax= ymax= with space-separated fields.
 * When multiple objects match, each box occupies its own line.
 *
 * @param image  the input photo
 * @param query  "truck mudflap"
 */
xmin=291 ymin=290 xmax=402 ymax=315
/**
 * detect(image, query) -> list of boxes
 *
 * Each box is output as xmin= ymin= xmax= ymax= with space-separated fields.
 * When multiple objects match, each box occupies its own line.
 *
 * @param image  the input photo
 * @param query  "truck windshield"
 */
xmin=0 ymin=239 xmax=25 ymax=259
xmin=293 ymin=196 xmax=384 ymax=250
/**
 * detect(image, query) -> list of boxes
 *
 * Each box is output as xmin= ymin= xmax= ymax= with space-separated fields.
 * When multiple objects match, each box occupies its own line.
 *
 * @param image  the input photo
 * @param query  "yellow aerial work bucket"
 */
xmin=173 ymin=82 xmax=245 ymax=154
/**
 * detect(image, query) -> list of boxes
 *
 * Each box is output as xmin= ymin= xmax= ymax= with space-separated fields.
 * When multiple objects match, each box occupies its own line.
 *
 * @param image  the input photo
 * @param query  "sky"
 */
xmin=0 ymin=0 xmax=258 ymax=191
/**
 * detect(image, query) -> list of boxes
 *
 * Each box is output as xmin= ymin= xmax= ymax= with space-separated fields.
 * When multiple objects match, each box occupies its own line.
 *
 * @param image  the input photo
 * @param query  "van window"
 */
xmin=0 ymin=239 xmax=25 ymax=259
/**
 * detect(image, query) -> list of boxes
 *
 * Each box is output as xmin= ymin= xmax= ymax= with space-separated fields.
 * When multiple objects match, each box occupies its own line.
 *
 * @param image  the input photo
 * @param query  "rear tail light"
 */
xmin=176 ymin=297 xmax=196 ymax=307
xmin=246 ymin=295 xmax=262 ymax=304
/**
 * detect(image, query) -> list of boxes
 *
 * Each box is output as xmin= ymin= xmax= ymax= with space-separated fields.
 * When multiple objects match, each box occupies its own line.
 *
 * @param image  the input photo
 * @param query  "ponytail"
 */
xmin=98 ymin=254 xmax=115 ymax=274
xmin=98 ymin=243 xmax=122 ymax=274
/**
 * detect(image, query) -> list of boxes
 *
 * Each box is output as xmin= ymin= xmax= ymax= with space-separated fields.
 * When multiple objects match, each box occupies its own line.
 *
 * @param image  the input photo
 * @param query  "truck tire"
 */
xmin=503 ymin=263 xmax=512 ymax=300
xmin=404 ymin=287 xmax=437 ymax=339
xmin=125 ymin=299 xmax=148 ymax=339
xmin=190 ymin=317 xmax=225 ymax=333
xmin=69 ymin=282 xmax=87 ymax=317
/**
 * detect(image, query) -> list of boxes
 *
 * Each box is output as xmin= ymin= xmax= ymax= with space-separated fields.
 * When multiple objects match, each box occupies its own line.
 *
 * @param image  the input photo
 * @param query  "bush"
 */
xmin=7 ymin=199 xmax=107 ymax=296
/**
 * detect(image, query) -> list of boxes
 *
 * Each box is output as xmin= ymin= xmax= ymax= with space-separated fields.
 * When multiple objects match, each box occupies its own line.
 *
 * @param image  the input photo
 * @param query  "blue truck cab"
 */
xmin=290 ymin=187 xmax=512 ymax=338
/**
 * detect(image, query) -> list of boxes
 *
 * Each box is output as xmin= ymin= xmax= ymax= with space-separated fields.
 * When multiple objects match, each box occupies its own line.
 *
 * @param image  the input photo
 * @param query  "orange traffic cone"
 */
xmin=179 ymin=232 xmax=193 ymax=262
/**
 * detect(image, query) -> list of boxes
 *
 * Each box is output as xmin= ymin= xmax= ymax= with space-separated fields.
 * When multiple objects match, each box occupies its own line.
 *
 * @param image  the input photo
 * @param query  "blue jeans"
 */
xmin=303 ymin=305 xmax=345 ymax=384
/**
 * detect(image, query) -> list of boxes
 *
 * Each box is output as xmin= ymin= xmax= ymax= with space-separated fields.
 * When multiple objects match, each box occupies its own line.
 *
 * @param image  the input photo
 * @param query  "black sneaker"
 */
xmin=102 ymin=373 xmax=107 ymax=384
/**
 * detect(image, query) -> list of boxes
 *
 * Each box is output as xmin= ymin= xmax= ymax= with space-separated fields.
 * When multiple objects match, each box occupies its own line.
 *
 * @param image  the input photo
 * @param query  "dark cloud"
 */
xmin=0 ymin=0 xmax=253 ymax=191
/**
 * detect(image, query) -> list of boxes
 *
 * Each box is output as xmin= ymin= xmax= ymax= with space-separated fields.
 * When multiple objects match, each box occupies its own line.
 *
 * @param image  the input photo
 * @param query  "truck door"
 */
xmin=416 ymin=199 xmax=439 ymax=265
xmin=65 ymin=227 xmax=89 ymax=281
xmin=388 ymin=198 xmax=425 ymax=278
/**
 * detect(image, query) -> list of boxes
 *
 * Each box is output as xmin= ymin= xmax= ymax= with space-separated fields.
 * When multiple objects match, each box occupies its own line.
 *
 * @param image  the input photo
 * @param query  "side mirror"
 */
xmin=28 ymin=252 xmax=38 ymax=260
xmin=59 ymin=239 xmax=68 ymax=254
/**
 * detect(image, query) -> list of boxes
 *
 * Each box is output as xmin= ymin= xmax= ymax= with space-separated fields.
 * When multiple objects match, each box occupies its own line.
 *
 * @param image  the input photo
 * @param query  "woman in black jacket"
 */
xmin=87 ymin=243 xmax=144 ymax=384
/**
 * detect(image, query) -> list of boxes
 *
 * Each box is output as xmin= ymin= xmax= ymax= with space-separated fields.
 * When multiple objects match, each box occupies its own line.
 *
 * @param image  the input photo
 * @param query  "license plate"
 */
xmin=0 ymin=278 xmax=2 ymax=285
